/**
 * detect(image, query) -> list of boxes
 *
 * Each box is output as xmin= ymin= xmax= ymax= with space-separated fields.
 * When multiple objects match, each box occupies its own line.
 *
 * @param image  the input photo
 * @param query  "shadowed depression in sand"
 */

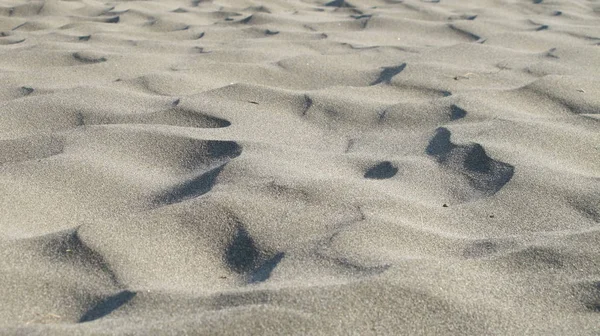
xmin=0 ymin=0 xmax=599 ymax=334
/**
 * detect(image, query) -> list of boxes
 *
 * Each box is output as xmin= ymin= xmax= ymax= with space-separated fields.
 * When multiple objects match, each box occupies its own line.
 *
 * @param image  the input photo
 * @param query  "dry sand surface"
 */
xmin=0 ymin=0 xmax=599 ymax=334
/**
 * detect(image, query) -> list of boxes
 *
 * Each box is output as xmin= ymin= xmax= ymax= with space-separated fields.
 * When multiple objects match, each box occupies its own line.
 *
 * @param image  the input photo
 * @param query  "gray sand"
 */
xmin=0 ymin=0 xmax=599 ymax=334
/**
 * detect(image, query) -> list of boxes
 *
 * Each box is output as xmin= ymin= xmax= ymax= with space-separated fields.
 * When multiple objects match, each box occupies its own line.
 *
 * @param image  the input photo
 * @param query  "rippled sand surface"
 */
xmin=0 ymin=0 xmax=599 ymax=334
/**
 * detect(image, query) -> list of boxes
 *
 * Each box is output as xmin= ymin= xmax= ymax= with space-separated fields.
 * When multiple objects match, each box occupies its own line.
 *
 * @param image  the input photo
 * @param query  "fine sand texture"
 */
xmin=1 ymin=0 xmax=599 ymax=334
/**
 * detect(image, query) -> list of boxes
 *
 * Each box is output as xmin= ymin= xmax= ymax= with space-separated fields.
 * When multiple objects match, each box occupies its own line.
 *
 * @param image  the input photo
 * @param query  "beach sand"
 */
xmin=0 ymin=0 xmax=599 ymax=334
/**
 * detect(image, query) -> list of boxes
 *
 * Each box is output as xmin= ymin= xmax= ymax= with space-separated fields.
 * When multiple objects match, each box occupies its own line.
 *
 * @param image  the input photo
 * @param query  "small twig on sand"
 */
xmin=453 ymin=72 xmax=476 ymax=80
xmin=24 ymin=313 xmax=62 ymax=325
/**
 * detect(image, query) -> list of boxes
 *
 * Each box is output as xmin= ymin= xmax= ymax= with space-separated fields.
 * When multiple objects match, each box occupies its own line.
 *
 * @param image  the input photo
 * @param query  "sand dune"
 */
xmin=0 ymin=0 xmax=599 ymax=334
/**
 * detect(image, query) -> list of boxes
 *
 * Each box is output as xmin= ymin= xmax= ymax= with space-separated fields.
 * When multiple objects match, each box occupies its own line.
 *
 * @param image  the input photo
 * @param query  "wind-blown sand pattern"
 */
xmin=0 ymin=0 xmax=599 ymax=334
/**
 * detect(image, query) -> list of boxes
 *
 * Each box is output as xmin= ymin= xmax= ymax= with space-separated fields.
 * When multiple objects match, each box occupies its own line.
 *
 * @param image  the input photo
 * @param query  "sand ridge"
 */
xmin=0 ymin=0 xmax=599 ymax=334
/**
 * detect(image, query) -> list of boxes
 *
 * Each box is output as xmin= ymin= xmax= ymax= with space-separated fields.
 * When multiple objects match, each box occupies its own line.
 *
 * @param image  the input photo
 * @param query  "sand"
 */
xmin=0 ymin=0 xmax=599 ymax=334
